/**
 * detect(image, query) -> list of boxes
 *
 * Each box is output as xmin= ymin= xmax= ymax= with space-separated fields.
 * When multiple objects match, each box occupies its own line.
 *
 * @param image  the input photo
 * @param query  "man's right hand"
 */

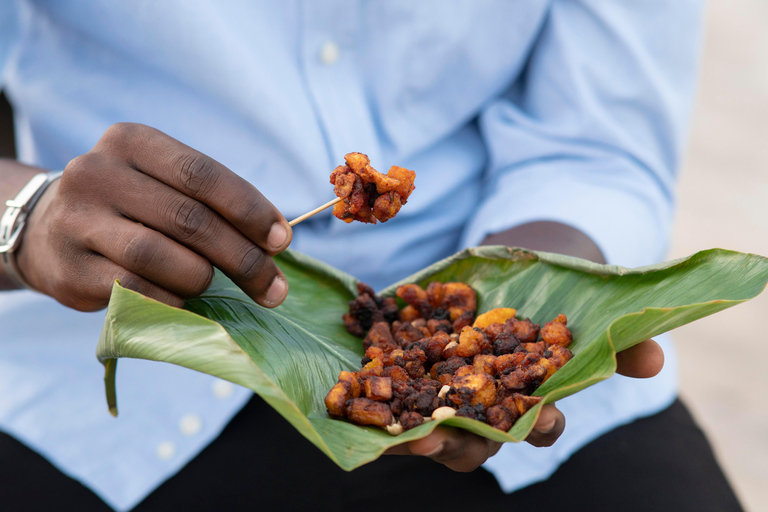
xmin=14 ymin=123 xmax=292 ymax=311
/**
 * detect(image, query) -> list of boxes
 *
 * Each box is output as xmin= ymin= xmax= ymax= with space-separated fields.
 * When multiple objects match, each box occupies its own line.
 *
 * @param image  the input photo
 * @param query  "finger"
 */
xmin=94 ymin=123 xmax=293 ymax=253
xmin=109 ymin=166 xmax=288 ymax=307
xmin=616 ymin=338 xmax=664 ymax=378
xmin=63 ymin=252 xmax=184 ymax=311
xmin=525 ymin=404 xmax=565 ymax=448
xmin=392 ymin=426 xmax=500 ymax=472
xmin=82 ymin=214 xmax=214 ymax=299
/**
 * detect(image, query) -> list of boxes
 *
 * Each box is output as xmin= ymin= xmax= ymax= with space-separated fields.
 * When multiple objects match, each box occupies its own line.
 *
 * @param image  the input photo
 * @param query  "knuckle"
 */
xmin=122 ymin=233 xmax=159 ymax=274
xmin=174 ymin=153 xmax=220 ymax=198
xmin=63 ymin=153 xmax=99 ymax=181
xmin=172 ymin=198 xmax=214 ymax=243
xmin=101 ymin=122 xmax=142 ymax=146
xmin=235 ymin=246 xmax=267 ymax=281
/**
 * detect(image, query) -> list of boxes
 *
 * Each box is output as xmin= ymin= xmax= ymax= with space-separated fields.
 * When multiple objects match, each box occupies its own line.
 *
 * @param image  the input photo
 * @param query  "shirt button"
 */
xmin=212 ymin=379 xmax=234 ymax=399
xmin=318 ymin=41 xmax=341 ymax=65
xmin=156 ymin=441 xmax=176 ymax=461
xmin=179 ymin=414 xmax=203 ymax=436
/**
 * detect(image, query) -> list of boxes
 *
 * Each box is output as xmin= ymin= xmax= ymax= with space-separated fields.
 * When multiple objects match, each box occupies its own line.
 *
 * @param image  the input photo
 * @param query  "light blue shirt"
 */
xmin=0 ymin=1 xmax=704 ymax=510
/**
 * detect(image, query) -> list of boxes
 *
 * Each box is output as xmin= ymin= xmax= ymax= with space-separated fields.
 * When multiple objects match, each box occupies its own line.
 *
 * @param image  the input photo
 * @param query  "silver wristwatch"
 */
xmin=0 ymin=170 xmax=64 ymax=290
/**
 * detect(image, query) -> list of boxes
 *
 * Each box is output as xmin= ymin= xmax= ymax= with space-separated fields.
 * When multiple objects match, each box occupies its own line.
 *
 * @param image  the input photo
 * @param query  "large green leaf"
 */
xmin=97 ymin=247 xmax=768 ymax=470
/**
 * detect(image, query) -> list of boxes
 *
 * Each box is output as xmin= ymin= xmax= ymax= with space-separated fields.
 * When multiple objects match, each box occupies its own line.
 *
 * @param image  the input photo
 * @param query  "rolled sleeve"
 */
xmin=462 ymin=0 xmax=705 ymax=267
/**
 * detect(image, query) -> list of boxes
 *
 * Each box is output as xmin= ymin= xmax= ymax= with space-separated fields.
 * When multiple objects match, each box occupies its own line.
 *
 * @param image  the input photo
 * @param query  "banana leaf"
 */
xmin=96 ymin=247 xmax=768 ymax=470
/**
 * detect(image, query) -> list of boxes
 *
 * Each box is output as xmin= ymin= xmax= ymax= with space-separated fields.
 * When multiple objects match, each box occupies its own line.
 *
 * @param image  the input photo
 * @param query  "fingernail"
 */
xmin=422 ymin=442 xmax=444 ymax=458
xmin=265 ymin=276 xmax=287 ymax=306
xmin=536 ymin=417 xmax=556 ymax=434
xmin=268 ymin=223 xmax=288 ymax=250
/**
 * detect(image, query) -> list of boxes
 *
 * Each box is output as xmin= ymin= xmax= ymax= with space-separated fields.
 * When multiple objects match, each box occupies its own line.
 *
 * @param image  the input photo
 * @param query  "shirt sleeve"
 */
xmin=0 ymin=1 xmax=20 ymax=86
xmin=461 ymin=0 xmax=705 ymax=268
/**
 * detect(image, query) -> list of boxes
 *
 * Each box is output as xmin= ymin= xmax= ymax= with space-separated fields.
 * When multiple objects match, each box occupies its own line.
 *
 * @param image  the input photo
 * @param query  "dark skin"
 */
xmin=0 ymin=125 xmax=664 ymax=472
xmin=0 ymin=123 xmax=293 ymax=309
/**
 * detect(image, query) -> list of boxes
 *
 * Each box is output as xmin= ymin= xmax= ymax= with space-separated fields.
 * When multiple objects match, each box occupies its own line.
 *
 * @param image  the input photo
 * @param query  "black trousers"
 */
xmin=0 ymin=397 xmax=744 ymax=512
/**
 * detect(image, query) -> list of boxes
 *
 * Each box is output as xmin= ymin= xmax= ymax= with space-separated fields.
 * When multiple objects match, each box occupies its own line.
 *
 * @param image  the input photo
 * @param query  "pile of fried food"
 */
xmin=330 ymin=152 xmax=416 ymax=224
xmin=325 ymin=281 xmax=574 ymax=434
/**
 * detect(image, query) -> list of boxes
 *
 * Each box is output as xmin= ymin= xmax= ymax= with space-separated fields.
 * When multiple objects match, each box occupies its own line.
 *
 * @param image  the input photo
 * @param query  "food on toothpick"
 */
xmin=325 ymin=281 xmax=574 ymax=434
xmin=330 ymin=152 xmax=415 ymax=224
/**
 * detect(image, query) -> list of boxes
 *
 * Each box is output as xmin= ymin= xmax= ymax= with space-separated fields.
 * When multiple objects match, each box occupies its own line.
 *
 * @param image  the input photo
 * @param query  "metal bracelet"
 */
xmin=0 ymin=170 xmax=65 ymax=290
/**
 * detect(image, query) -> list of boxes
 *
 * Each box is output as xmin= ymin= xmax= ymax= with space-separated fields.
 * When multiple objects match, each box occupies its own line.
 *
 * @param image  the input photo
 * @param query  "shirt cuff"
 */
xmin=459 ymin=158 xmax=674 ymax=268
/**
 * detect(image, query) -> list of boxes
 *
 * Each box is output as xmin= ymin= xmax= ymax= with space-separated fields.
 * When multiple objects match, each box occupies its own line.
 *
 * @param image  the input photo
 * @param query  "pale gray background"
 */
xmin=669 ymin=1 xmax=768 ymax=511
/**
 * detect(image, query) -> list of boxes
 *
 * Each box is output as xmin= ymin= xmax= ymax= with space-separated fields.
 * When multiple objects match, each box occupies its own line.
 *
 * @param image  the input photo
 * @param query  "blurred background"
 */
xmin=669 ymin=1 xmax=768 ymax=511
xmin=0 ymin=0 xmax=765 ymax=510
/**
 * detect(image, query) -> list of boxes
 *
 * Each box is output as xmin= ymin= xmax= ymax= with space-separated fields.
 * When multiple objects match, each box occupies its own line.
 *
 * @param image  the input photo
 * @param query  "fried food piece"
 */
xmin=325 ymin=382 xmax=350 ymax=418
xmin=486 ymin=405 xmax=515 ymax=432
xmin=363 ymin=321 xmax=398 ymax=351
xmin=427 ymin=318 xmax=452 ymax=335
xmin=426 ymin=282 xmax=444 ymax=308
xmin=337 ymin=371 xmax=361 ymax=398
xmin=473 ymin=354 xmax=497 ymax=376
xmin=396 ymin=283 xmax=433 ymax=319
xmin=364 ymin=376 xmax=393 ymax=402
xmin=442 ymin=282 xmax=477 ymax=321
xmin=545 ymin=345 xmax=573 ymax=369
xmin=473 ymin=308 xmax=517 ymax=329
xmin=386 ymin=165 xmax=416 ymax=200
xmin=324 ymin=371 xmax=361 ymax=418
xmin=330 ymin=153 xmax=415 ymax=223
xmin=420 ymin=331 xmax=450 ymax=365
xmin=452 ymin=311 xmax=475 ymax=332
xmin=493 ymin=352 xmax=526 ymax=375
xmin=451 ymin=373 xmax=497 ymax=408
xmin=503 ymin=317 xmax=540 ymax=344
xmin=383 ymin=365 xmax=410 ymax=383
xmin=430 ymin=356 xmax=469 ymax=385
xmin=404 ymin=387 xmax=440 ymax=416
xmin=521 ymin=341 xmax=548 ymax=356
xmin=493 ymin=332 xmax=519 ymax=355
xmin=540 ymin=313 xmax=573 ymax=347
xmin=346 ymin=398 xmax=394 ymax=427
xmin=456 ymin=326 xmax=490 ymax=358
xmin=344 ymin=283 xmax=398 ymax=337
xmin=400 ymin=411 xmax=425 ymax=431
xmin=359 ymin=357 xmax=384 ymax=379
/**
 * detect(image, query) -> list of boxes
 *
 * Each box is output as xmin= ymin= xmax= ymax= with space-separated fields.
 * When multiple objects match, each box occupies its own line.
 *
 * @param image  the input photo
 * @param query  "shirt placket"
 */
xmin=299 ymin=0 xmax=384 ymax=232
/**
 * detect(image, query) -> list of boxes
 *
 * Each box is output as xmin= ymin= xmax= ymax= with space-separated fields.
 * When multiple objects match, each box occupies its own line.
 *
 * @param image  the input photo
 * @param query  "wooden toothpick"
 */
xmin=288 ymin=197 xmax=342 ymax=226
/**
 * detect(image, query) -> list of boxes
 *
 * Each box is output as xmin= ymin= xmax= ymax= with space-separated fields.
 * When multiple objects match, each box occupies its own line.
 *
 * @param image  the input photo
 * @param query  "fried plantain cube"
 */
xmin=456 ymin=326 xmax=490 ymax=358
xmin=451 ymin=373 xmax=497 ymax=407
xmin=337 ymin=371 xmax=361 ymax=398
xmin=364 ymin=376 xmax=393 ymax=402
xmin=359 ymin=357 xmax=384 ymax=379
xmin=325 ymin=382 xmax=352 ymax=418
xmin=473 ymin=354 xmax=497 ymax=376
xmin=345 ymin=398 xmax=394 ymax=427
xmin=473 ymin=308 xmax=517 ymax=329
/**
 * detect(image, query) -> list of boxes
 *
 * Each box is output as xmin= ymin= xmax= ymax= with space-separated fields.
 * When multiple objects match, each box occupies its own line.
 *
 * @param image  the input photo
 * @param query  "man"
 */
xmin=0 ymin=2 xmax=743 ymax=511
